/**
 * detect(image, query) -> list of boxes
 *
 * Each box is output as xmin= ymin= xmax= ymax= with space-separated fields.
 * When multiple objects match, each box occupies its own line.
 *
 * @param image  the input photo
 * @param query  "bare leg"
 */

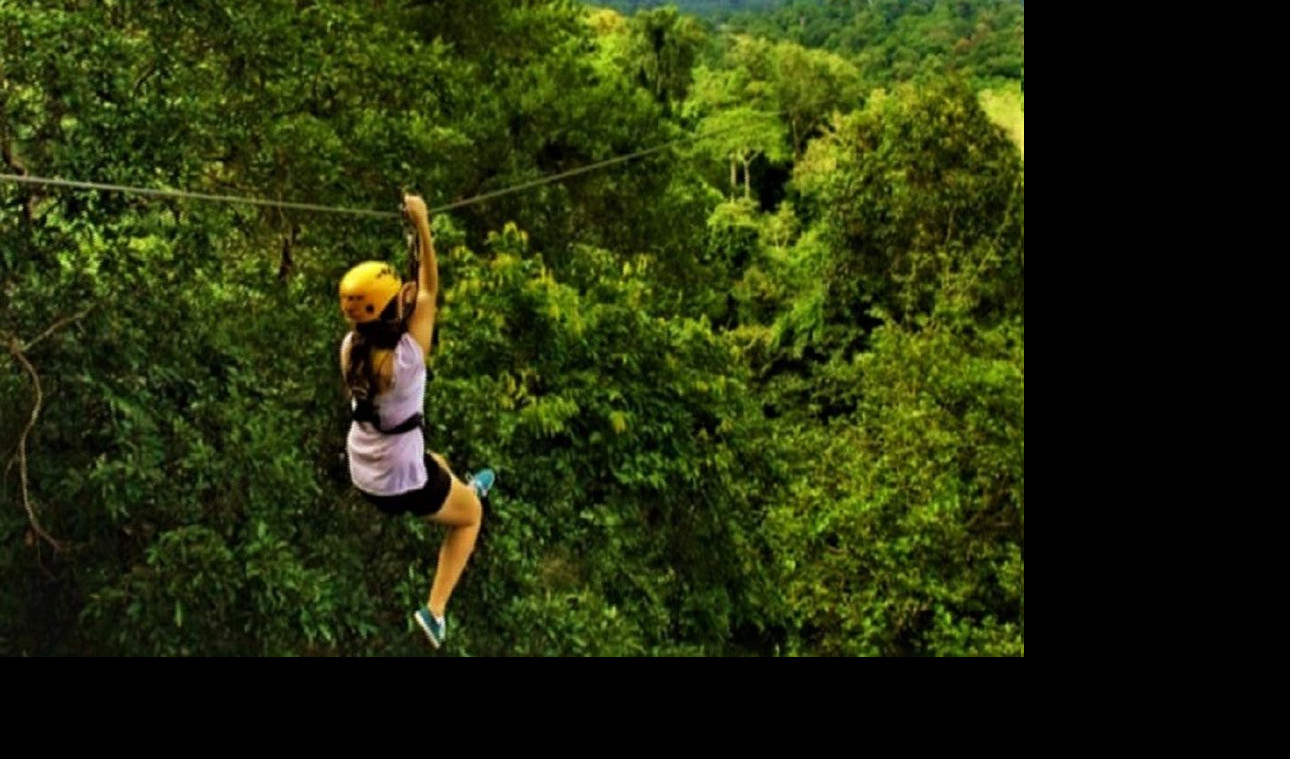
xmin=424 ymin=453 xmax=482 ymax=618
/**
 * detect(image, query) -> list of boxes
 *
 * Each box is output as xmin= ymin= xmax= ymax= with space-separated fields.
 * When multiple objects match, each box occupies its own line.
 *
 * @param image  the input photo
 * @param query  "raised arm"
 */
xmin=403 ymin=194 xmax=437 ymax=357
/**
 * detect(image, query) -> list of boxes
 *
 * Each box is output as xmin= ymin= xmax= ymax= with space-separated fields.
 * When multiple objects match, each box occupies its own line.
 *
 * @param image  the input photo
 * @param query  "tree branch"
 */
xmin=6 ymin=336 xmax=62 ymax=552
xmin=21 ymin=304 xmax=96 ymax=352
xmin=2 ymin=307 xmax=95 ymax=555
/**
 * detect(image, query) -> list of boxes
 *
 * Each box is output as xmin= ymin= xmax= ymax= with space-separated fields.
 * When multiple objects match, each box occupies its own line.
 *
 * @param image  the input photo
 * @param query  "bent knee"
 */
xmin=451 ymin=483 xmax=483 ymax=527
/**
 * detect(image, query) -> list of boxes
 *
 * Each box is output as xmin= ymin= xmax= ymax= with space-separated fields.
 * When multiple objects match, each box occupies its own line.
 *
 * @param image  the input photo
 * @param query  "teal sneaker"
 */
xmin=469 ymin=468 xmax=496 ymax=499
xmin=413 ymin=606 xmax=446 ymax=649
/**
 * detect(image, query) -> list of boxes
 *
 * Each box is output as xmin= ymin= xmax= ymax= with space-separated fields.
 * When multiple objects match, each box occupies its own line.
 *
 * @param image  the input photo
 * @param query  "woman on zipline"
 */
xmin=338 ymin=194 xmax=493 ymax=649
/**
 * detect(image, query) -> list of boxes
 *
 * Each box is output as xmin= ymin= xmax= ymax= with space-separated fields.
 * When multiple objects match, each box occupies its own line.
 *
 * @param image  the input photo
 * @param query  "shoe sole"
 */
xmin=414 ymin=612 xmax=442 ymax=649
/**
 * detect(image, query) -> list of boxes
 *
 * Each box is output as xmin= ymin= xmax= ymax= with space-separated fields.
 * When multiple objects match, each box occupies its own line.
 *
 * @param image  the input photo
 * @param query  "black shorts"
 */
xmin=361 ymin=453 xmax=453 ymax=517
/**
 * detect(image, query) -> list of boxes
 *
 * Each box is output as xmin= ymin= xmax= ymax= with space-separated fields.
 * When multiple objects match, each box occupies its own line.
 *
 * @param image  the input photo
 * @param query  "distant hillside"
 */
xmin=586 ymin=1 xmax=780 ymax=17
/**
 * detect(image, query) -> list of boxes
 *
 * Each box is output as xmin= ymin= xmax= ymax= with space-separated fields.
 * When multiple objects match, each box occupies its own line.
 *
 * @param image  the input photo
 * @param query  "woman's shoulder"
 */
xmin=395 ymin=331 xmax=426 ymax=367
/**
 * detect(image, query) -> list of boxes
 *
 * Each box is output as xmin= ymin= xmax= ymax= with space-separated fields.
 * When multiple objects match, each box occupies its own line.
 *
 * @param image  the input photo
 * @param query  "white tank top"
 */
xmin=344 ymin=332 xmax=427 ymax=495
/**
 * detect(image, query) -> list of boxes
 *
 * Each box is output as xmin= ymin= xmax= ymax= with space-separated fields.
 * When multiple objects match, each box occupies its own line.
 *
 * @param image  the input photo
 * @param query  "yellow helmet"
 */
xmin=339 ymin=261 xmax=402 ymax=323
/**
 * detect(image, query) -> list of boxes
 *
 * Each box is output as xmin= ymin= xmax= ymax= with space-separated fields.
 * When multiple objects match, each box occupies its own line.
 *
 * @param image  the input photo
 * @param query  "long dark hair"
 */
xmin=345 ymin=297 xmax=403 ymax=407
